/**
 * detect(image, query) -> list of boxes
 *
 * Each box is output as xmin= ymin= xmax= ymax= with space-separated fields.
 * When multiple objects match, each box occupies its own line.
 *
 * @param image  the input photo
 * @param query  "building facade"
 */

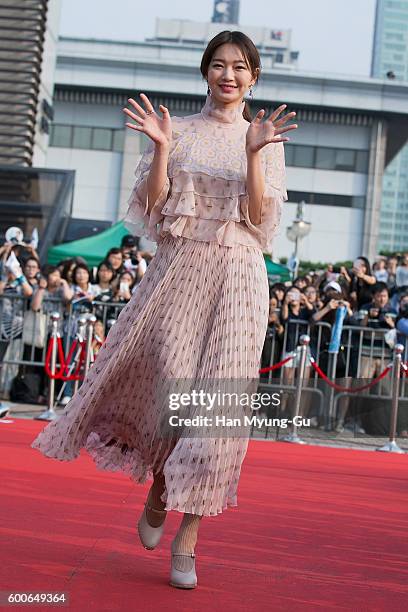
xmin=371 ymin=0 xmax=408 ymax=252
xmin=44 ymin=19 xmax=408 ymax=262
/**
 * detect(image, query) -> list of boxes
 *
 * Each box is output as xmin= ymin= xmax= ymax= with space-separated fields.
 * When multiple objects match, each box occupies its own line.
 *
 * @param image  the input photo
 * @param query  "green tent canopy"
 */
xmin=48 ymin=221 xmax=130 ymax=267
xmin=263 ymin=255 xmax=291 ymax=283
xmin=48 ymin=220 xmax=291 ymax=283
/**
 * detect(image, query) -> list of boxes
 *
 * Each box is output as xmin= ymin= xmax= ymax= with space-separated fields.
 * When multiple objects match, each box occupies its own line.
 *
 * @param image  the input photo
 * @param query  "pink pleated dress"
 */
xmin=31 ymin=97 xmax=287 ymax=516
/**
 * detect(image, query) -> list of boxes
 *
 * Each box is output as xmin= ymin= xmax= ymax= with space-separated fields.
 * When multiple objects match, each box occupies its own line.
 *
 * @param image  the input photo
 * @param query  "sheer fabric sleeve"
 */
xmin=124 ymin=139 xmax=171 ymax=242
xmin=240 ymin=141 xmax=287 ymax=253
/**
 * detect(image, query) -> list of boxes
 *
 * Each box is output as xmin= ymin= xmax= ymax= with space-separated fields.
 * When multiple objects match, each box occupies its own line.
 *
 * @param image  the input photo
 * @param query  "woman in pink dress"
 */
xmin=31 ymin=30 xmax=297 ymax=589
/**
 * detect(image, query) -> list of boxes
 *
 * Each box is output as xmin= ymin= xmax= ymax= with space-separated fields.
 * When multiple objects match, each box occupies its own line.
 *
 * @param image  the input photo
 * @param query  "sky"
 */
xmin=59 ymin=0 xmax=377 ymax=77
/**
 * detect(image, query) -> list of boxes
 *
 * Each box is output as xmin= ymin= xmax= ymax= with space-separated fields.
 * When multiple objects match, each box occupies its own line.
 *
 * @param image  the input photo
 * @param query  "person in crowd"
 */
xmin=373 ymin=258 xmax=389 ymax=284
xmin=71 ymin=263 xmax=100 ymax=302
xmin=260 ymin=294 xmax=284 ymax=383
xmin=0 ymin=242 xmax=33 ymax=355
xmin=358 ymin=292 xmax=408 ymax=438
xmin=386 ymin=255 xmax=398 ymax=289
xmin=93 ymin=260 xmax=115 ymax=297
xmin=269 ymin=282 xmax=285 ymax=307
xmin=395 ymin=252 xmax=408 ymax=290
xmin=121 ymin=234 xmax=148 ymax=282
xmin=59 ymin=257 xmax=88 ymax=285
xmin=113 ymin=270 xmax=136 ymax=301
xmin=357 ymin=282 xmax=396 ymax=324
xmin=343 ymin=283 xmax=396 ymax=434
xmin=23 ymin=257 xmax=41 ymax=289
xmin=341 ymin=256 xmax=376 ymax=310
xmin=304 ymin=284 xmax=322 ymax=310
xmin=106 ymin=247 xmax=125 ymax=279
xmin=92 ymin=319 xmax=106 ymax=357
xmin=31 ymin=266 xmax=74 ymax=312
xmin=60 ymin=263 xmax=99 ymax=406
xmin=279 ymin=286 xmax=315 ymax=419
xmin=21 ymin=266 xmax=74 ymax=403
xmin=310 ymin=281 xmax=355 ymax=430
xmin=293 ymin=276 xmax=308 ymax=290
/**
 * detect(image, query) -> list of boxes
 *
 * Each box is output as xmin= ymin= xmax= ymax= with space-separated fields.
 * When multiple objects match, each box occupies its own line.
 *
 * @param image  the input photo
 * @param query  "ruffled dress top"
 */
xmin=125 ymin=96 xmax=287 ymax=253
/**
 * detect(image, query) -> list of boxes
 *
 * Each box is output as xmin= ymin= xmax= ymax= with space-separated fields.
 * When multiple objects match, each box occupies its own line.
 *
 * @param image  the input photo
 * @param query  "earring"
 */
xmin=207 ymin=85 xmax=212 ymax=96
xmin=248 ymin=86 xmax=254 ymax=100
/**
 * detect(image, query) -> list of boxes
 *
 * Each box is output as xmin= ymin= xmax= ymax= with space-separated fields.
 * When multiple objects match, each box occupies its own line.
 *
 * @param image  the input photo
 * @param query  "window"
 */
xmin=293 ymin=145 xmax=314 ymax=168
xmin=92 ymin=128 xmax=112 ymax=150
xmin=356 ymin=151 xmax=369 ymax=173
xmin=113 ymin=130 xmax=125 ymax=152
xmin=286 ymin=190 xmax=364 ymax=208
xmin=50 ymin=125 xmax=72 ymax=147
xmin=50 ymin=125 xmax=124 ymax=152
xmin=72 ymin=126 xmax=92 ymax=149
xmin=285 ymin=144 xmax=369 ymax=173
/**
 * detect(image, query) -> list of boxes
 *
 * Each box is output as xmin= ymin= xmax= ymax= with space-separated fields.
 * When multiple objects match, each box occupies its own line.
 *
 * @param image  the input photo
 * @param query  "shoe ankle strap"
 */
xmin=172 ymin=552 xmax=196 ymax=558
xmin=145 ymin=502 xmax=167 ymax=515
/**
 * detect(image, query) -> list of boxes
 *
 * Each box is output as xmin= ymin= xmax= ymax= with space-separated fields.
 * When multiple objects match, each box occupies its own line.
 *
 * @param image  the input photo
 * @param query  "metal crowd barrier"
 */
xmin=258 ymin=316 xmax=408 ymax=439
xmin=0 ymin=293 xmax=127 ymax=396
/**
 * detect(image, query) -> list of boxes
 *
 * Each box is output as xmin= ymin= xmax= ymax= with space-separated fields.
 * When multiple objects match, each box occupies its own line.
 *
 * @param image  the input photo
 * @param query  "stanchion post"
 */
xmin=83 ymin=315 xmax=96 ymax=378
xmin=282 ymin=334 xmax=309 ymax=444
xmin=35 ymin=312 xmax=60 ymax=421
xmin=73 ymin=316 xmax=87 ymax=395
xmin=377 ymin=343 xmax=405 ymax=454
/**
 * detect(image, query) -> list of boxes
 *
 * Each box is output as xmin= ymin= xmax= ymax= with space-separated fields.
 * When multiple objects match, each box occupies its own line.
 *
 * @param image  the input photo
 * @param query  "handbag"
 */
xmin=22 ymin=310 xmax=48 ymax=348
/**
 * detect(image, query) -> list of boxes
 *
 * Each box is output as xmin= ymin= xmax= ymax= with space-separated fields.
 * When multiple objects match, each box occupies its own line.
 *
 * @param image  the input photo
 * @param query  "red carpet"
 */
xmin=1 ymin=418 xmax=407 ymax=611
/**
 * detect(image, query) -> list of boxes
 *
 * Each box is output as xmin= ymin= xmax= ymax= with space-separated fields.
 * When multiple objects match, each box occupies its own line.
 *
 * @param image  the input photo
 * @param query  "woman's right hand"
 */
xmin=123 ymin=93 xmax=171 ymax=147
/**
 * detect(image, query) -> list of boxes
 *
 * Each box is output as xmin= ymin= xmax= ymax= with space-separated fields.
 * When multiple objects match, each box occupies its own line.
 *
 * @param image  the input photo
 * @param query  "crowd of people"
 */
xmin=0 ymin=234 xmax=153 ymax=405
xmin=2 ymin=241 xmax=408 ymax=436
xmin=263 ymin=254 xmax=408 ymax=437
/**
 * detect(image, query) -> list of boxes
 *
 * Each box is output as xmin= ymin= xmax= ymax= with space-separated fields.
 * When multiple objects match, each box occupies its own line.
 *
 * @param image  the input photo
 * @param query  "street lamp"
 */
xmin=286 ymin=201 xmax=311 ymax=278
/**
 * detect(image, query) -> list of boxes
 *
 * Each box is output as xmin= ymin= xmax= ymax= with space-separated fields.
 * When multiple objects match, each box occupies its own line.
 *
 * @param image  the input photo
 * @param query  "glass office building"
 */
xmin=371 ymin=0 xmax=408 ymax=251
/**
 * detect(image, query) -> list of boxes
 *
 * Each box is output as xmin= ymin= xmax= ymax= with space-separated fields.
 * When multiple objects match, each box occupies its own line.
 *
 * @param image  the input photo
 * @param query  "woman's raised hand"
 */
xmin=123 ymin=93 xmax=172 ymax=147
xmin=246 ymin=104 xmax=298 ymax=154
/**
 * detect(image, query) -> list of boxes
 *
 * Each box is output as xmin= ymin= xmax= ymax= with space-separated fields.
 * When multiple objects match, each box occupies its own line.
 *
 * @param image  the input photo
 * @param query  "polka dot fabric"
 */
xmin=31 ymin=98 xmax=285 ymax=516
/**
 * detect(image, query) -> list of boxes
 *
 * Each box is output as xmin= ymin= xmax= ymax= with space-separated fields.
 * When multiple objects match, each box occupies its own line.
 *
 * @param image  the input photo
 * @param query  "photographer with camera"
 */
xmin=121 ymin=234 xmax=147 ymax=282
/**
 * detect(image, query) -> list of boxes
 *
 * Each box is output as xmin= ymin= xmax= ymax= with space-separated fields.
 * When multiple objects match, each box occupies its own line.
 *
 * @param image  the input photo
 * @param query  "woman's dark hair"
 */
xmin=355 ymin=256 xmax=372 ymax=276
xmin=72 ymin=263 xmax=90 ymax=285
xmin=107 ymin=247 xmax=123 ymax=258
xmin=43 ymin=264 xmax=59 ymax=278
xmin=200 ymin=30 xmax=261 ymax=122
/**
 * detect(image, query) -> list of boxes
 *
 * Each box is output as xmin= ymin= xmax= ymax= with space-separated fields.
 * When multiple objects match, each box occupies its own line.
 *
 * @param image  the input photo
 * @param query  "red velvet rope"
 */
xmin=259 ymin=353 xmax=295 ymax=374
xmin=309 ymin=358 xmax=392 ymax=393
xmin=44 ymin=336 xmax=86 ymax=381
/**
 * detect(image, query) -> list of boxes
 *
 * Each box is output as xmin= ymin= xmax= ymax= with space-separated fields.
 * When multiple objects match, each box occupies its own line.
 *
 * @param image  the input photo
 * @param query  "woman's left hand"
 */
xmin=246 ymin=104 xmax=297 ymax=154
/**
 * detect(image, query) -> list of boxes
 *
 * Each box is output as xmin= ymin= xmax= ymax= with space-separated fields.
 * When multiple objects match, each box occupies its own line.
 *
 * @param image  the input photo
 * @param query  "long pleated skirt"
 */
xmin=31 ymin=234 xmax=269 ymax=516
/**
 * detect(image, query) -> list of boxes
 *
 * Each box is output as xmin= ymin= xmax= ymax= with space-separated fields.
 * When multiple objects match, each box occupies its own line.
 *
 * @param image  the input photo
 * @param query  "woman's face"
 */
xmin=98 ymin=265 xmax=113 ymax=282
xmin=108 ymin=252 xmax=123 ymax=270
xmin=274 ymin=289 xmax=284 ymax=302
xmin=48 ymin=270 xmax=61 ymax=287
xmin=24 ymin=259 xmax=39 ymax=279
xmin=206 ymin=43 xmax=256 ymax=106
xmin=305 ymin=286 xmax=317 ymax=302
xmin=354 ymin=258 xmax=367 ymax=274
xmin=269 ymin=296 xmax=278 ymax=311
xmin=94 ymin=321 xmax=105 ymax=337
xmin=75 ymin=268 xmax=89 ymax=285
xmin=120 ymin=272 xmax=133 ymax=285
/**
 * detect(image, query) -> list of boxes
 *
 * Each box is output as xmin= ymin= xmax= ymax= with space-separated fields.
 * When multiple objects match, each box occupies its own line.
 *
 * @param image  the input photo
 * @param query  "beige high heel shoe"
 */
xmin=169 ymin=540 xmax=197 ymax=589
xmin=137 ymin=502 xmax=167 ymax=550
